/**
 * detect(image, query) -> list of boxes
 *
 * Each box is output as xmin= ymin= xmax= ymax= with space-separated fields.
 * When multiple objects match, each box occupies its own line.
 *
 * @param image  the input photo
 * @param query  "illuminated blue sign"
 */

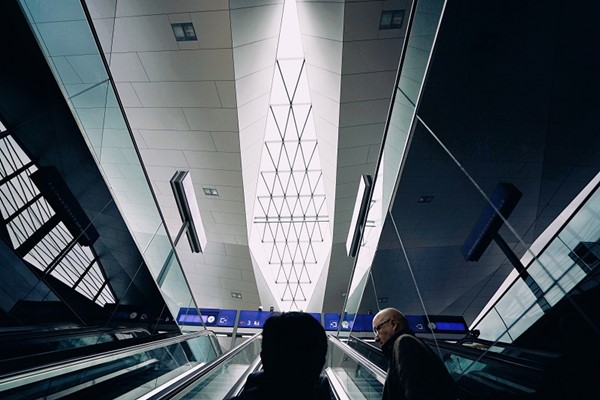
xmin=177 ymin=308 xmax=237 ymax=327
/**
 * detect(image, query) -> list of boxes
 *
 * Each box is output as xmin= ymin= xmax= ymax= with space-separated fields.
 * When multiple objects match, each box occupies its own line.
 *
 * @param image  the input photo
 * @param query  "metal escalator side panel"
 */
xmin=140 ymin=332 xmax=262 ymax=400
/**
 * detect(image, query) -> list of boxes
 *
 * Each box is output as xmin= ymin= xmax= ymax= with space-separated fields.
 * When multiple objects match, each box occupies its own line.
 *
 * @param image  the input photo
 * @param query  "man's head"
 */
xmin=261 ymin=312 xmax=327 ymax=386
xmin=372 ymin=308 xmax=408 ymax=346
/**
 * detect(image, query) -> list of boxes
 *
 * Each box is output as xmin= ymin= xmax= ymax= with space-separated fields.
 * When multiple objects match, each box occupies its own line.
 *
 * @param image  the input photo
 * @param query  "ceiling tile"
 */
xmin=183 ymin=108 xmax=239 ymax=131
xmin=132 ymin=81 xmax=221 ymax=108
xmin=211 ymin=131 xmax=241 ymax=152
xmin=139 ymin=130 xmax=216 ymax=151
xmin=112 ymin=15 xmax=179 ymax=53
xmin=189 ymin=10 xmax=233 ymax=48
xmin=139 ymin=49 xmax=234 ymax=81
xmin=108 ymin=53 xmax=149 ymax=82
xmin=125 ymin=107 xmax=190 ymax=130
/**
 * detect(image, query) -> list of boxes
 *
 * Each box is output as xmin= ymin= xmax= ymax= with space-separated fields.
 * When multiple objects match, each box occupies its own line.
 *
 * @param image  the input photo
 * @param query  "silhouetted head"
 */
xmin=372 ymin=308 xmax=408 ymax=346
xmin=260 ymin=312 xmax=327 ymax=387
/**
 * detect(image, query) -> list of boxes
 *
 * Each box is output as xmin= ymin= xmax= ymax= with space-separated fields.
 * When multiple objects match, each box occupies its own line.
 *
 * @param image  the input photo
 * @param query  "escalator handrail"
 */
xmin=348 ymin=335 xmax=384 ymax=354
xmin=350 ymin=334 xmax=550 ymax=374
xmin=328 ymin=335 xmax=387 ymax=385
xmin=222 ymin=355 xmax=262 ymax=399
xmin=140 ymin=332 xmax=262 ymax=400
xmin=421 ymin=337 xmax=551 ymax=372
xmin=324 ymin=367 xmax=350 ymax=400
xmin=0 ymin=329 xmax=218 ymax=390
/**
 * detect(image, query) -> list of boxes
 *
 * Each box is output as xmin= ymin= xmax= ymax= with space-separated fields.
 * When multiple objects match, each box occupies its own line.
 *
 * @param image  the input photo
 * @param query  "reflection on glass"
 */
xmin=342 ymin=0 xmax=447 ymax=334
xmin=474 ymin=179 xmax=600 ymax=341
xmin=0 ymin=332 xmax=221 ymax=399
xmin=18 ymin=0 xmax=200 ymax=330
xmin=326 ymin=337 xmax=384 ymax=399
xmin=176 ymin=338 xmax=262 ymax=399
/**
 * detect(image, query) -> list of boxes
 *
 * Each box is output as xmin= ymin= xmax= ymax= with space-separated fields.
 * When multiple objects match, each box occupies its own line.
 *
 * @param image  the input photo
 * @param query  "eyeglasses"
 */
xmin=373 ymin=318 xmax=392 ymax=335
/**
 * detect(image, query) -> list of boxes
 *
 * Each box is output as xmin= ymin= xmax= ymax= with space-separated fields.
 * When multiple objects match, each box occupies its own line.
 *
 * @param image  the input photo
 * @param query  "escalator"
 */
xmin=143 ymin=333 xmax=362 ymax=400
xmin=4 ymin=326 xmax=556 ymax=399
xmin=0 ymin=329 xmax=222 ymax=399
xmin=0 ymin=324 xmax=155 ymax=375
xmin=346 ymin=334 xmax=561 ymax=399
xmin=139 ymin=332 xmax=262 ymax=399
xmin=326 ymin=335 xmax=385 ymax=400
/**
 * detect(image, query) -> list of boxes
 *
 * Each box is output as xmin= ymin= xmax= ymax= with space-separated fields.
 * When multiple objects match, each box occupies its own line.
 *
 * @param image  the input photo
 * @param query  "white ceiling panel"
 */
xmin=211 ymin=131 xmax=241 ymax=152
xmin=139 ymin=130 xmax=216 ymax=151
xmin=306 ymin=66 xmax=342 ymax=101
xmin=339 ymin=99 xmax=392 ymax=127
xmin=91 ymin=18 xmax=116 ymax=55
xmin=115 ymin=0 xmax=229 ymax=16
xmin=237 ymin=94 xmax=270 ymax=131
xmin=182 ymin=108 xmax=239 ymax=131
xmin=215 ymin=81 xmax=237 ymax=108
xmin=301 ymin=35 xmax=343 ymax=73
xmin=183 ymin=151 xmax=241 ymax=171
xmin=139 ymin=149 xmax=188 ymax=167
xmin=114 ymin=82 xmax=143 ymax=107
xmin=341 ymin=71 xmax=397 ymax=102
xmin=112 ymin=15 xmax=178 ymax=53
xmin=211 ymin=212 xmax=246 ymax=226
xmin=230 ymin=4 xmax=283 ymax=47
xmin=235 ymin=67 xmax=273 ymax=106
xmin=124 ymin=107 xmax=190 ymax=130
xmin=338 ymin=124 xmax=386 ymax=149
xmin=231 ymin=38 xmax=278 ymax=79
xmin=342 ymin=38 xmax=404 ymax=74
xmin=296 ymin=1 xmax=344 ymax=41
xmin=131 ymin=82 xmax=221 ymax=108
xmin=108 ymin=53 xmax=149 ymax=81
xmin=86 ymin=0 xmax=117 ymax=19
xmin=310 ymin=91 xmax=340 ymax=126
xmin=189 ymin=10 xmax=233 ymax=48
xmin=138 ymin=49 xmax=234 ymax=81
xmin=338 ymin=146 xmax=370 ymax=168
xmin=190 ymin=169 xmax=243 ymax=187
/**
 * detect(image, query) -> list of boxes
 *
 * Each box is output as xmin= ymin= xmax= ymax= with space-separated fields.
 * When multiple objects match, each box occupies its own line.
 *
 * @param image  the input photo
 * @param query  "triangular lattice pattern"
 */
xmin=254 ymin=59 xmax=329 ymax=310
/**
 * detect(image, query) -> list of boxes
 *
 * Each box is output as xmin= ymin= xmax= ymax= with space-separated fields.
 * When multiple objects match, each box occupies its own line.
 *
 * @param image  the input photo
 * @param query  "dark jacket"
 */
xmin=226 ymin=371 xmax=331 ymax=400
xmin=381 ymin=329 xmax=456 ymax=400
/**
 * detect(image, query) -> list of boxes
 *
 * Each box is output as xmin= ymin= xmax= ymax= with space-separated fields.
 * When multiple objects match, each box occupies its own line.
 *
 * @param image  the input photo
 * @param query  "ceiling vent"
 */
xmin=171 ymin=22 xmax=197 ymax=41
xmin=379 ymin=10 xmax=405 ymax=30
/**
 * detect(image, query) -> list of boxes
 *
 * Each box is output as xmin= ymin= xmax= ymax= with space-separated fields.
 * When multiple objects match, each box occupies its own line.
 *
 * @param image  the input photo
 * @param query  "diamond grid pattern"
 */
xmin=254 ymin=58 xmax=329 ymax=309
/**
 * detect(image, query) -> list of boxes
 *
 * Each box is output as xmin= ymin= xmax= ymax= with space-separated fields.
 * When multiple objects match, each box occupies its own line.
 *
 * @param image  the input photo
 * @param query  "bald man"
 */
xmin=372 ymin=308 xmax=456 ymax=400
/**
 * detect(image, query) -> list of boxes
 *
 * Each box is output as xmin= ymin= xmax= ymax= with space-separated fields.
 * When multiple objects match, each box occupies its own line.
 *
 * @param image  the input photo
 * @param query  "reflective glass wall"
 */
xmin=8 ymin=0 xmax=202 ymax=331
xmin=341 ymin=0 xmax=600 ymax=368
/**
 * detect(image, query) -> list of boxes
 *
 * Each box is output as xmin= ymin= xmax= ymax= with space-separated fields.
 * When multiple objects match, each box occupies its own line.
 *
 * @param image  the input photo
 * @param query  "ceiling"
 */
xmin=82 ymin=0 xmax=408 ymax=312
xmin=60 ymin=0 xmax=600 ymax=322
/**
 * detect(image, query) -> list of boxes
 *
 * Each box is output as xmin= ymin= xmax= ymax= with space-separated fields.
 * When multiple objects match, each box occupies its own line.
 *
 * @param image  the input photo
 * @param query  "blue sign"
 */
xmin=405 ymin=315 xmax=468 ymax=334
xmin=176 ymin=308 xmax=237 ymax=327
xmin=352 ymin=314 xmax=375 ymax=332
xmin=308 ymin=313 xmax=322 ymax=324
xmin=324 ymin=313 xmax=341 ymax=331
xmin=238 ymin=310 xmax=273 ymax=328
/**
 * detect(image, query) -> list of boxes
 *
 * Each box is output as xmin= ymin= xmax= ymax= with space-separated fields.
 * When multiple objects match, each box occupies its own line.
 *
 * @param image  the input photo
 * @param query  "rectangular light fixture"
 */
xmin=171 ymin=22 xmax=197 ymax=41
xmin=346 ymin=174 xmax=373 ymax=257
xmin=379 ymin=10 xmax=405 ymax=30
xmin=170 ymin=170 xmax=207 ymax=253
xmin=202 ymin=187 xmax=219 ymax=196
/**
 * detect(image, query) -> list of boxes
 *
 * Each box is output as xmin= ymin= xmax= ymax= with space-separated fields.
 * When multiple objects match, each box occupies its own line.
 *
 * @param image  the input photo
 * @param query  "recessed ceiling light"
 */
xmin=203 ymin=187 xmax=219 ymax=196
xmin=231 ymin=291 xmax=243 ymax=299
xmin=418 ymin=195 xmax=434 ymax=203
xmin=379 ymin=10 xmax=405 ymax=30
xmin=171 ymin=22 xmax=197 ymax=41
